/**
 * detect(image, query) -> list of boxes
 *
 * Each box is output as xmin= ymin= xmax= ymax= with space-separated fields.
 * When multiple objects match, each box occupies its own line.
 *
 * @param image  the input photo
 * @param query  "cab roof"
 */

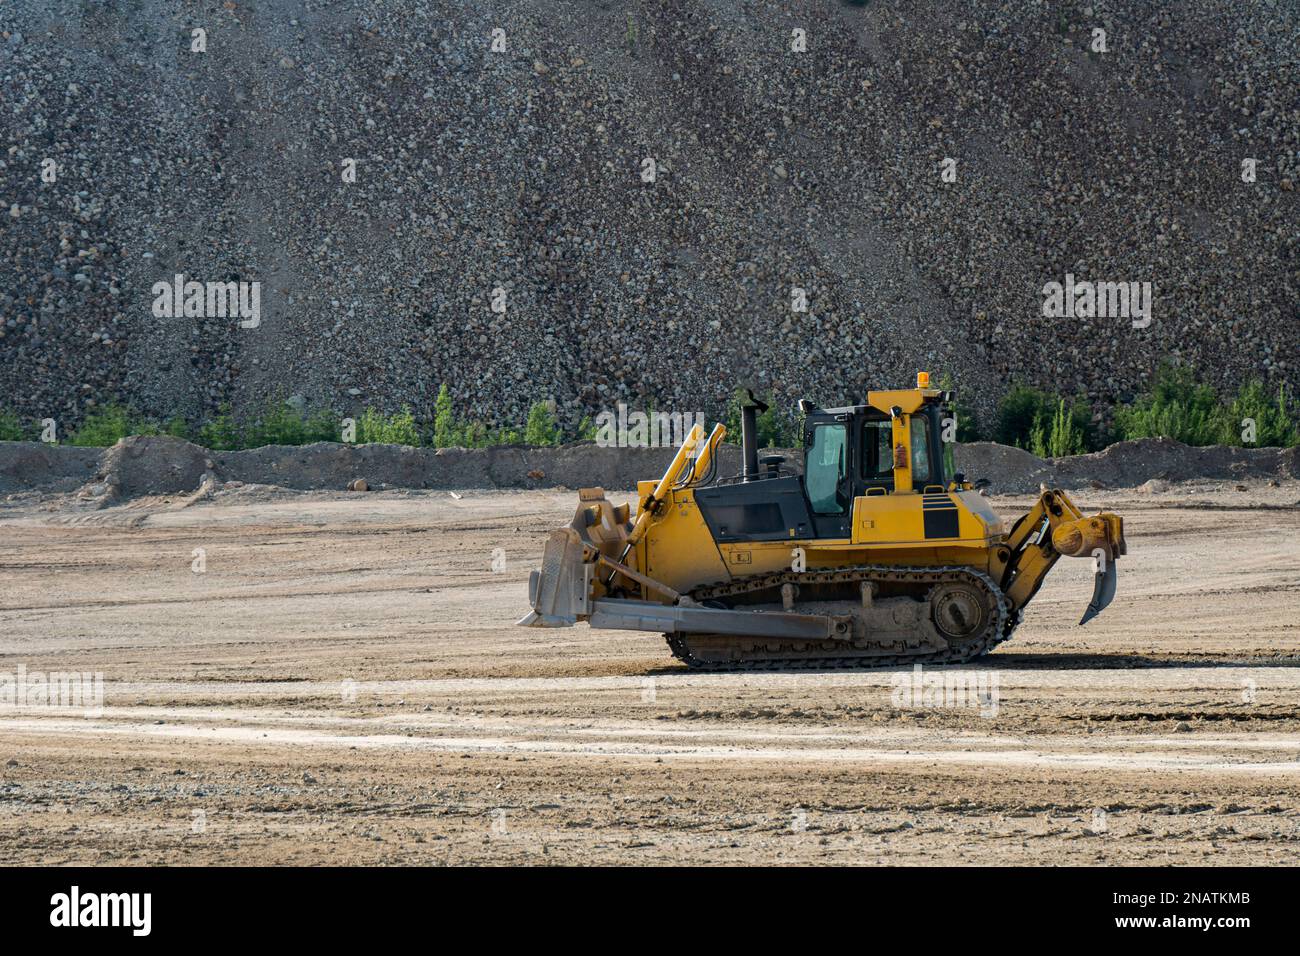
xmin=814 ymin=388 xmax=946 ymax=418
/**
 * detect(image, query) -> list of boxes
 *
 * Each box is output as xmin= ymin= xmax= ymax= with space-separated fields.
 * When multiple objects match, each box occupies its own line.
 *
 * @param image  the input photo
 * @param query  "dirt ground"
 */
xmin=1 ymin=480 xmax=1299 ymax=865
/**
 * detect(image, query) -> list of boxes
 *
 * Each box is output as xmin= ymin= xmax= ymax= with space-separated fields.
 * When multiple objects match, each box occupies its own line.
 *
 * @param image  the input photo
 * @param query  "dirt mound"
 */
xmin=2 ymin=436 xmax=1296 ymax=500
xmin=1069 ymin=438 xmax=1300 ymax=486
xmin=953 ymin=443 xmax=1055 ymax=494
xmin=94 ymin=436 xmax=212 ymax=498
xmin=957 ymin=438 xmax=1300 ymax=494
xmin=212 ymin=440 xmax=769 ymax=492
xmin=0 ymin=441 xmax=101 ymax=494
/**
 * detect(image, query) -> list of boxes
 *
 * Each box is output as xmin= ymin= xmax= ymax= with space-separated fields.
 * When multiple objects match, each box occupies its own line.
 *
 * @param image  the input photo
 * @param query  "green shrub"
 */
xmin=244 ymin=400 xmax=312 ymax=448
xmin=1113 ymin=363 xmax=1228 ymax=446
xmin=1222 ymin=380 xmax=1297 ymax=448
xmin=0 ymin=410 xmax=30 ymax=442
xmin=458 ymin=420 xmax=485 ymax=447
xmin=197 ymin=404 xmax=242 ymax=451
xmin=69 ymin=405 xmax=142 ymax=446
xmin=1029 ymin=398 xmax=1088 ymax=458
xmin=357 ymin=406 xmax=420 ymax=446
xmin=430 ymin=387 xmax=561 ymax=448
xmin=433 ymin=384 xmax=460 ymax=448
xmin=524 ymin=401 xmax=560 ymax=446
xmin=996 ymin=385 xmax=1050 ymax=448
xmin=449 ymin=421 xmax=505 ymax=448
xmin=386 ymin=408 xmax=421 ymax=446
xmin=163 ymin=416 xmax=190 ymax=440
xmin=303 ymin=409 xmax=340 ymax=443
xmin=1114 ymin=365 xmax=1298 ymax=448
xmin=356 ymin=407 xmax=383 ymax=444
xmin=997 ymin=385 xmax=1094 ymax=454
xmin=39 ymin=376 xmax=1299 ymax=458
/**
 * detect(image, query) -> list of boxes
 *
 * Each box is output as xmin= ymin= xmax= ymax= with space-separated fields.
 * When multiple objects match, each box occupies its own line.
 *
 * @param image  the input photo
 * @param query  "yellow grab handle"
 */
xmin=686 ymin=423 xmax=726 ymax=484
xmin=627 ymin=423 xmax=705 ymax=546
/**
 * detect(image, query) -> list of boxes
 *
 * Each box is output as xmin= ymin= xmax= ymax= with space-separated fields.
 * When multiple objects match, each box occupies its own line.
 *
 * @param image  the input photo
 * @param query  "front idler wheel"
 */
xmin=929 ymin=583 xmax=992 ymax=644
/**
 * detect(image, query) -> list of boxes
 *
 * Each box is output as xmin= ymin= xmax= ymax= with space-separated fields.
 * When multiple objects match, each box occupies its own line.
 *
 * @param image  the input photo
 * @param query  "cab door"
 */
xmin=803 ymin=417 xmax=853 ymax=539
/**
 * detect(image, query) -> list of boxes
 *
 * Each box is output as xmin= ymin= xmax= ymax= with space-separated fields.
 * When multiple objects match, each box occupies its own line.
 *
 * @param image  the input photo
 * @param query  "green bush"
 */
xmin=1113 ymin=363 xmax=1226 ymax=446
xmin=1226 ymin=380 xmax=1298 ymax=447
xmin=237 ymin=401 xmax=345 ymax=447
xmin=524 ymin=401 xmax=560 ymax=446
xmin=197 ymin=405 xmax=241 ymax=450
xmin=357 ymin=406 xmax=420 ymax=446
xmin=997 ymin=385 xmax=1093 ymax=455
xmin=1029 ymin=398 xmax=1088 ymax=458
xmin=996 ymin=385 xmax=1050 ymax=448
xmin=458 ymin=421 xmax=485 ymax=447
xmin=303 ymin=409 xmax=340 ymax=443
xmin=0 ymin=410 xmax=30 ymax=442
xmin=429 ymin=384 xmax=541 ymax=448
xmin=450 ymin=420 xmax=520 ymax=447
xmin=162 ymin=416 xmax=190 ymax=440
xmin=433 ymin=384 xmax=459 ymax=448
xmin=17 ymin=389 xmax=603 ymax=452
xmin=32 ymin=374 xmax=1300 ymax=456
xmin=244 ymin=400 xmax=312 ymax=448
xmin=69 ymin=405 xmax=144 ymax=446
xmin=1114 ymin=364 xmax=1298 ymax=447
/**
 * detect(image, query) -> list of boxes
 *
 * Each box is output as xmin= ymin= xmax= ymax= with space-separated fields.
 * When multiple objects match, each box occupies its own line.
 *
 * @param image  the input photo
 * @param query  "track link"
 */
xmin=665 ymin=565 xmax=1014 ymax=671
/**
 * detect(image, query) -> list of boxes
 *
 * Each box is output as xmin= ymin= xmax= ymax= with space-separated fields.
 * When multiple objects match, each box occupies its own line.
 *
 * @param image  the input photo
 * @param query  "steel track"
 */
xmin=664 ymin=565 xmax=1015 ymax=671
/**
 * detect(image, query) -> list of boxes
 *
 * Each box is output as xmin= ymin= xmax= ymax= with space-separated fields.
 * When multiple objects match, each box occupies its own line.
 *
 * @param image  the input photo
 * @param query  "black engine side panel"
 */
xmin=694 ymin=477 xmax=814 ymax=543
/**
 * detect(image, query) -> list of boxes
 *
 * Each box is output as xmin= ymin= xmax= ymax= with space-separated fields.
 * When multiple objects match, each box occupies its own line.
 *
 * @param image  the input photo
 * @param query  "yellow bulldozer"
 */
xmin=519 ymin=373 xmax=1126 ymax=670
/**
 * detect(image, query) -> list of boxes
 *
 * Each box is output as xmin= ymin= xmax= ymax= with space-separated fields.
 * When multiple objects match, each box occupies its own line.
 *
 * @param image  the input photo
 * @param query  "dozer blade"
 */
xmin=589 ymin=598 xmax=846 ymax=641
xmin=1079 ymin=558 xmax=1118 ymax=626
xmin=516 ymin=529 xmax=591 ymax=628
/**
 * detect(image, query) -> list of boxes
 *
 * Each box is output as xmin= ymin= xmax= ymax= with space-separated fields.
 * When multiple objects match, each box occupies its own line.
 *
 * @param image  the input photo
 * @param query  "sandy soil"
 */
xmin=1 ymin=481 xmax=1299 ymax=865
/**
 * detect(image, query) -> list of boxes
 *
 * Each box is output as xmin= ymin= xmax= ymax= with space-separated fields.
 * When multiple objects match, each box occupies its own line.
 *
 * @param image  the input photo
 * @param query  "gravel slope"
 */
xmin=1 ymin=0 xmax=1296 ymax=435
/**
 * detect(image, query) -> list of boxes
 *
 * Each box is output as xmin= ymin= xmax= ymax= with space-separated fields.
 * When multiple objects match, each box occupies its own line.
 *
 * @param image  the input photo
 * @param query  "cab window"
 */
xmin=861 ymin=415 xmax=933 ymax=488
xmin=862 ymin=420 xmax=892 ymax=483
xmin=911 ymin=415 xmax=932 ymax=484
xmin=805 ymin=424 xmax=847 ymax=514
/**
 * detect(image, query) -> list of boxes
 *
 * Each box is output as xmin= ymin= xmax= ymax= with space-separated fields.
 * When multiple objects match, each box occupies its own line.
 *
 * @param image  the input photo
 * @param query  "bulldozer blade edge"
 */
xmin=589 ymin=598 xmax=847 ymax=641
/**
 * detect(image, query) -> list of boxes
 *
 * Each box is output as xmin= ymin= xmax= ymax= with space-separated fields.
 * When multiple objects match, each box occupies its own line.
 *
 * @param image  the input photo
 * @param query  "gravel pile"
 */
xmin=1 ymin=0 xmax=1296 ymax=435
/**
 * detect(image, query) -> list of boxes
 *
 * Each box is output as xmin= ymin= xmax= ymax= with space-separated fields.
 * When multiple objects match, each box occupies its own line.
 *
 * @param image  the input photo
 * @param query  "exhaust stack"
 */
xmin=741 ymin=390 xmax=768 ymax=482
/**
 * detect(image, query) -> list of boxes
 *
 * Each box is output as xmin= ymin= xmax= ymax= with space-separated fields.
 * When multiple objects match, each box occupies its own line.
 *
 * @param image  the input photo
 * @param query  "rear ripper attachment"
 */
xmin=519 ymin=374 xmax=1127 ymax=670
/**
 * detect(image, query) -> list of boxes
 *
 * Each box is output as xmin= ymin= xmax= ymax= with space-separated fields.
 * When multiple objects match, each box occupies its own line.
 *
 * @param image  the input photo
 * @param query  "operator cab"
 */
xmin=692 ymin=373 xmax=956 ymax=544
xmin=803 ymin=401 xmax=949 ymax=533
